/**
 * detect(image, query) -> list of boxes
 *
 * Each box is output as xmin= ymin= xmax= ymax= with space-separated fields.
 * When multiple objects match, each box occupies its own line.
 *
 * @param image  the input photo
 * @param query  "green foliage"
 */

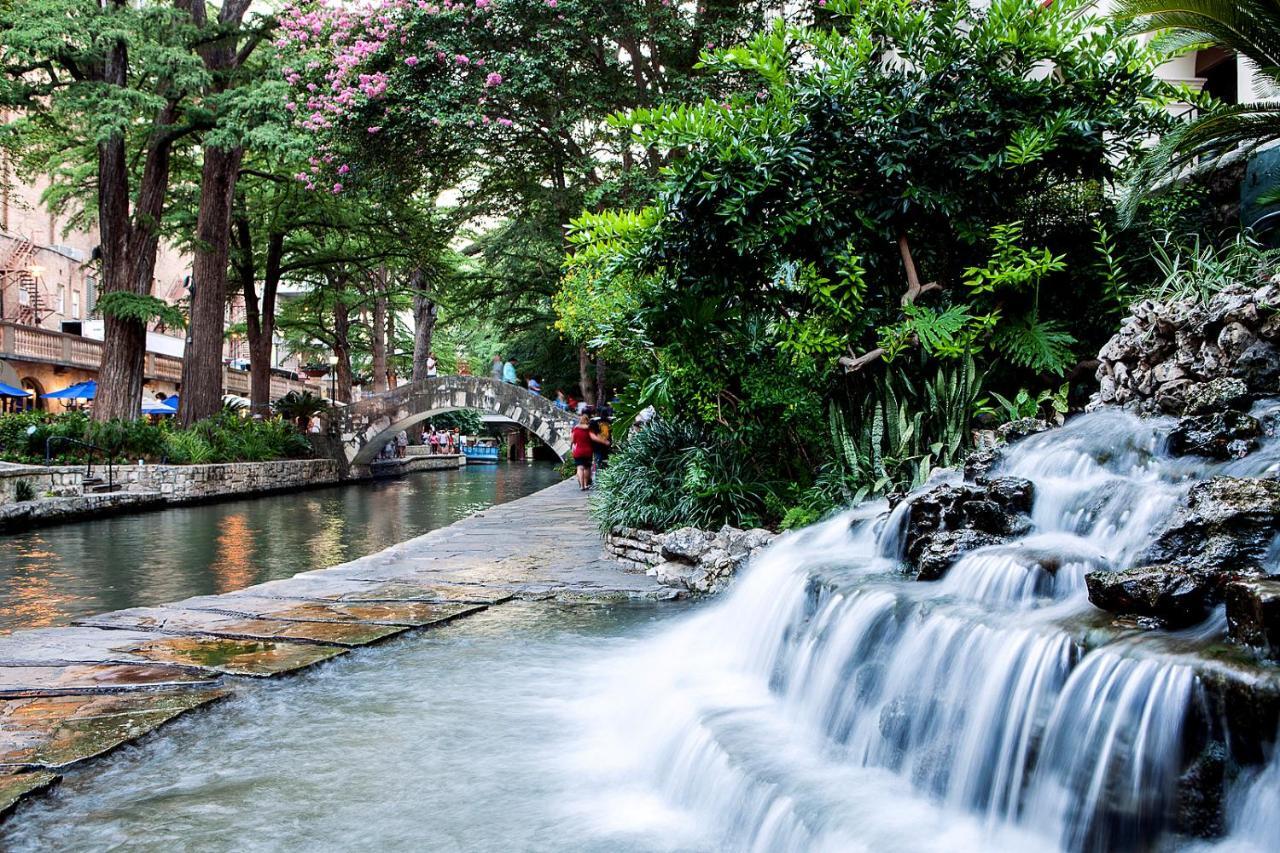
xmin=273 ymin=391 xmax=329 ymax=426
xmin=560 ymin=0 xmax=1171 ymax=529
xmin=590 ymin=419 xmax=773 ymax=532
xmin=0 ymin=412 xmax=310 ymax=465
xmin=1146 ymin=233 xmax=1280 ymax=305
xmin=991 ymin=384 xmax=1070 ymax=425
xmin=13 ymin=480 xmax=35 ymax=503
xmin=95 ymin=292 xmax=186 ymax=330
xmin=1116 ymin=0 xmax=1280 ymax=217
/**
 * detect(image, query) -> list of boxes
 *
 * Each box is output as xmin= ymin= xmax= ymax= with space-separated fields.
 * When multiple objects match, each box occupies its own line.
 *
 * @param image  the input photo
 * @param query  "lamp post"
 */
xmin=328 ymin=354 xmax=339 ymax=402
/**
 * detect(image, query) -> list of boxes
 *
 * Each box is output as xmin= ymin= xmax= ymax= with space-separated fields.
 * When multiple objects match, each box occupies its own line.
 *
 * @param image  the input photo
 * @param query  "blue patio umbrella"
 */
xmin=162 ymin=394 xmax=179 ymax=410
xmin=43 ymin=380 xmax=97 ymax=400
xmin=141 ymin=397 xmax=177 ymax=415
xmin=0 ymin=382 xmax=30 ymax=398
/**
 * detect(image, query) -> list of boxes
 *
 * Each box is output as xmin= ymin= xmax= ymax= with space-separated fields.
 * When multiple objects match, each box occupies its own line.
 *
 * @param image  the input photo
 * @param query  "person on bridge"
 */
xmin=426 ymin=351 xmax=438 ymax=378
xmin=490 ymin=354 xmax=504 ymax=381
xmin=554 ymin=390 xmax=569 ymax=410
xmin=503 ymin=357 xmax=518 ymax=384
xmin=527 ymin=375 xmax=541 ymax=393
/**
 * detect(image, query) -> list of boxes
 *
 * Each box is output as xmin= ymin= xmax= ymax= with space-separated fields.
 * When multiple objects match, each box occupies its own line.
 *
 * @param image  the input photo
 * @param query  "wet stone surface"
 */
xmin=0 ymin=479 xmax=668 ymax=820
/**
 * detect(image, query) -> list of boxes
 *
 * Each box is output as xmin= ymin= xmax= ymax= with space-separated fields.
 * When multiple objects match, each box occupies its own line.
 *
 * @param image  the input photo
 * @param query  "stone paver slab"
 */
xmin=0 ymin=627 xmax=348 ymax=678
xmin=75 ymin=607 xmax=405 ymax=648
xmin=0 ymin=664 xmax=219 ymax=697
xmin=0 ymin=690 xmax=226 ymax=769
xmin=0 ymin=770 xmax=58 ymax=818
xmin=175 ymin=595 xmax=485 ymax=628
xmin=245 ymin=575 xmax=515 ymax=605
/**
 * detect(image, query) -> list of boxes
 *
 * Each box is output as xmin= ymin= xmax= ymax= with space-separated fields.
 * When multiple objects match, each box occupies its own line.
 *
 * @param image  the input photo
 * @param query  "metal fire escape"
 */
xmin=1 ymin=236 xmax=52 ymax=326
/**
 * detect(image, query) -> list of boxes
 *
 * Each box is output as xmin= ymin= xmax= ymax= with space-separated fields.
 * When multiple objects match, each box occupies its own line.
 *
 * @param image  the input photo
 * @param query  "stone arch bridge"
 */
xmin=333 ymin=376 xmax=577 ymax=467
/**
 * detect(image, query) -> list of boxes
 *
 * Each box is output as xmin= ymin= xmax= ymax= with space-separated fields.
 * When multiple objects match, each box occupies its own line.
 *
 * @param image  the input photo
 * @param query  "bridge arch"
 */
xmin=335 ymin=376 xmax=577 ymax=466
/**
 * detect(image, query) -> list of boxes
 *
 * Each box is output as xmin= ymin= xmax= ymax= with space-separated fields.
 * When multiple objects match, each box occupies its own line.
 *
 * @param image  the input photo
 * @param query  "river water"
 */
xmin=0 ymin=463 xmax=561 ymax=634
xmin=4 ymin=409 xmax=1280 ymax=851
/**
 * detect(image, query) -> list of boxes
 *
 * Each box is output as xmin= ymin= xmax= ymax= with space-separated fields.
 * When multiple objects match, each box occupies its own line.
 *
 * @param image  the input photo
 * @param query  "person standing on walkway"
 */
xmin=571 ymin=413 xmax=598 ymax=491
xmin=426 ymin=351 xmax=438 ymax=378
xmin=589 ymin=412 xmax=612 ymax=472
xmin=503 ymin=357 xmax=518 ymax=384
xmin=396 ymin=430 xmax=409 ymax=458
xmin=490 ymin=354 xmax=504 ymax=382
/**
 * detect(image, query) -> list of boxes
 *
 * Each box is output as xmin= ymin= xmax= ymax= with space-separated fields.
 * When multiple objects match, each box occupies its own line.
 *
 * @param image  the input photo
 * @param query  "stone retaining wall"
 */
xmin=107 ymin=459 xmax=340 ymax=502
xmin=0 ymin=465 xmax=83 ymax=505
xmin=605 ymin=525 xmax=776 ymax=595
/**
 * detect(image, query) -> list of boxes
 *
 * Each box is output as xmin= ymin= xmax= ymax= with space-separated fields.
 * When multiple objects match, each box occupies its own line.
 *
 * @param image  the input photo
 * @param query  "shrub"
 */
xmin=13 ymin=480 xmax=35 ymax=502
xmin=590 ymin=418 xmax=773 ymax=532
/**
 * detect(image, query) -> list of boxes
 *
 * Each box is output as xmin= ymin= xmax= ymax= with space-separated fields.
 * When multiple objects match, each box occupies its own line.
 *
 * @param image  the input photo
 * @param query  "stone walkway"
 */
xmin=0 ymin=479 xmax=670 ymax=819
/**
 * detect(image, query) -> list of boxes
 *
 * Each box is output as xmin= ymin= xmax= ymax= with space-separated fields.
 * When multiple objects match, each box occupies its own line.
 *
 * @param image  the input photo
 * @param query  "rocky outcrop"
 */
xmin=605 ymin=525 xmax=776 ymax=595
xmin=1085 ymin=564 xmax=1213 ymax=628
xmin=1085 ymin=477 xmax=1280 ymax=626
xmin=1090 ymin=284 xmax=1280 ymax=415
xmin=899 ymin=477 xmax=1035 ymax=580
xmin=1166 ymin=410 xmax=1263 ymax=460
xmin=1226 ymin=578 xmax=1280 ymax=659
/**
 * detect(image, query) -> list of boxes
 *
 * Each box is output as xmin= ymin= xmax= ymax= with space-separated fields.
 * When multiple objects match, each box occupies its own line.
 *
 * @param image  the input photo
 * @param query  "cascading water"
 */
xmin=570 ymin=404 xmax=1280 ymax=852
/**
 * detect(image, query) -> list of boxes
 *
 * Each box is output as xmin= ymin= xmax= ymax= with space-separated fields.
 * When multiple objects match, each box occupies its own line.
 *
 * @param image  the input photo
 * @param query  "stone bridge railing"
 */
xmin=334 ymin=375 xmax=577 ymax=466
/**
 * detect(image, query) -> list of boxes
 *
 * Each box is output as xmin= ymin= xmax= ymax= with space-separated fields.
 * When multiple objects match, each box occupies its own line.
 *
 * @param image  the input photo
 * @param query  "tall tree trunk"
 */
xmin=410 ymin=269 xmax=437 ymax=383
xmin=371 ymin=280 xmax=388 ymax=393
xmin=333 ymin=298 xmax=353 ymax=404
xmin=241 ymin=223 xmax=282 ymax=415
xmin=179 ymin=145 xmax=244 ymax=426
xmin=385 ymin=300 xmax=397 ymax=386
xmin=595 ymin=355 xmax=607 ymax=408
xmin=578 ymin=346 xmax=595 ymax=404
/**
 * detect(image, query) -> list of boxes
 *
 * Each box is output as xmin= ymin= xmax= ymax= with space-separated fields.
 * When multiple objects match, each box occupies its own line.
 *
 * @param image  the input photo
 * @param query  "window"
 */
xmin=71 ymin=290 xmax=80 ymax=319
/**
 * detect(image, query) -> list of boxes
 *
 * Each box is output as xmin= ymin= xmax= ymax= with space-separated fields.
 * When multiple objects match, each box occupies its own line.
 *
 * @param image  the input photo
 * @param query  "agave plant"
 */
xmin=1117 ymin=1 xmax=1280 ymax=209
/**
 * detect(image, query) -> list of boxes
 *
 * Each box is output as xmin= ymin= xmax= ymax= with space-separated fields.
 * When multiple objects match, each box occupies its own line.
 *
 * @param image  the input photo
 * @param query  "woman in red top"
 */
xmin=571 ymin=412 xmax=602 ymax=490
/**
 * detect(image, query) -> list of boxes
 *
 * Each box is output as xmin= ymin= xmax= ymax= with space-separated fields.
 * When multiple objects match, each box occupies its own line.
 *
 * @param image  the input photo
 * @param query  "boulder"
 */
xmin=902 ymin=477 xmax=1035 ymax=580
xmin=917 ymin=530 xmax=1004 ymax=581
xmin=653 ymin=560 xmax=697 ymax=590
xmin=1085 ymin=564 xmax=1214 ymax=628
xmin=1166 ymin=411 xmax=1263 ymax=460
xmin=1140 ymin=477 xmax=1280 ymax=581
xmin=660 ymin=527 xmax=712 ymax=563
xmin=1174 ymin=744 xmax=1227 ymax=840
xmin=1225 ymin=578 xmax=1280 ymax=658
xmin=1182 ymin=377 xmax=1251 ymax=416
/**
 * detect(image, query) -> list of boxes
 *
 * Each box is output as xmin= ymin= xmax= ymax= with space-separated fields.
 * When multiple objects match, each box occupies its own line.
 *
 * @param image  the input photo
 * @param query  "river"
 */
xmin=0 ymin=463 xmax=561 ymax=634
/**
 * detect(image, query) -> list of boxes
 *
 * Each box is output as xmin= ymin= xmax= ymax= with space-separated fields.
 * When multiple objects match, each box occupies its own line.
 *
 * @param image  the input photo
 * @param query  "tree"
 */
xmin=559 ymin=0 xmax=1176 ymax=507
xmin=0 ymin=0 xmax=206 ymax=421
xmin=175 ymin=0 xmax=274 ymax=426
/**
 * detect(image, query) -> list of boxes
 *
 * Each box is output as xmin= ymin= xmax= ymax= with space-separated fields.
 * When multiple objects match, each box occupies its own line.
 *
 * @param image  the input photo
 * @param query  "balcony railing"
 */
xmin=0 ymin=321 xmax=322 ymax=400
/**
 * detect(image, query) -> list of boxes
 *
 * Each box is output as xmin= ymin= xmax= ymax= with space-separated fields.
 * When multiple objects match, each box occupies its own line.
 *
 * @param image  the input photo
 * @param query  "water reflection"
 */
xmin=0 ymin=463 xmax=562 ymax=633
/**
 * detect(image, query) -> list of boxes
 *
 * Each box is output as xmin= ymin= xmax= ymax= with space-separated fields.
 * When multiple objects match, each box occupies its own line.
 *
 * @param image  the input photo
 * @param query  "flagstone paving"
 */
xmin=0 ymin=479 xmax=670 ymax=820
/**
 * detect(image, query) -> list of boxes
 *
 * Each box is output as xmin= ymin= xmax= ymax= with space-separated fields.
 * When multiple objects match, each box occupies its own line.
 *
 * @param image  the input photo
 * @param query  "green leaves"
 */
xmin=95 ymin=292 xmax=187 ymax=330
xmin=992 ymin=316 xmax=1077 ymax=376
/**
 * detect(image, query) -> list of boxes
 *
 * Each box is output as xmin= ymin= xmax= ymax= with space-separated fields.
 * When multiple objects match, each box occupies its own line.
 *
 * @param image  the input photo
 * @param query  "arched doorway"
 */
xmin=21 ymin=377 xmax=45 ymax=412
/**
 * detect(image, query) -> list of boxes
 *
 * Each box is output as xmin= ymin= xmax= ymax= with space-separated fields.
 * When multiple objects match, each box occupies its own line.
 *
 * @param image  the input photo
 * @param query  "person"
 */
xmin=503 ymin=357 xmax=518 ymax=384
xmin=576 ymin=398 xmax=589 ymax=415
xmin=554 ymin=390 xmax=569 ymax=410
xmin=527 ymin=375 xmax=541 ymax=393
xmin=307 ymin=415 xmax=322 ymax=434
xmin=426 ymin=351 xmax=438 ymax=378
xmin=490 ymin=354 xmax=504 ymax=382
xmin=396 ymin=430 xmax=409 ymax=458
xmin=429 ymin=428 xmax=440 ymax=455
xmin=589 ymin=411 xmax=612 ymax=472
xmin=571 ymin=412 xmax=602 ymax=491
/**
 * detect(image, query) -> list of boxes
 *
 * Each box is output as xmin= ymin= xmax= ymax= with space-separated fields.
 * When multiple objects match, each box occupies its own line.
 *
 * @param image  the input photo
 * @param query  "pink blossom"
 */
xmin=497 ymin=117 xmax=512 ymax=127
xmin=332 ymin=183 xmax=344 ymax=193
xmin=485 ymin=72 xmax=502 ymax=87
xmin=405 ymin=55 xmax=419 ymax=66
xmin=455 ymin=54 xmax=470 ymax=65
xmin=367 ymin=125 xmax=382 ymax=133
xmin=338 ymin=164 xmax=351 ymax=175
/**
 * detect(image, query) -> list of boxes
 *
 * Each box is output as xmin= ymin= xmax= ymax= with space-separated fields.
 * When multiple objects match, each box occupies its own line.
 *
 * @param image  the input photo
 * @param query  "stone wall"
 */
xmin=107 ymin=459 xmax=340 ymax=502
xmin=0 ymin=465 xmax=83 ymax=505
xmin=1090 ymin=283 xmax=1280 ymax=415
xmin=605 ymin=525 xmax=776 ymax=595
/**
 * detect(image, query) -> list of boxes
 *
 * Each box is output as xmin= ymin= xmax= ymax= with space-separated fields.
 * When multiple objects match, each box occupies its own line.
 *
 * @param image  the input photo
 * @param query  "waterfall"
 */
xmin=571 ymin=407 xmax=1280 ymax=852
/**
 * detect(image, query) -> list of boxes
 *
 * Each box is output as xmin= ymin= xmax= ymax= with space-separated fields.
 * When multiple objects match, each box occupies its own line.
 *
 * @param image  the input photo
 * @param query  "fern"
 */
xmin=993 ymin=316 xmax=1076 ymax=375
